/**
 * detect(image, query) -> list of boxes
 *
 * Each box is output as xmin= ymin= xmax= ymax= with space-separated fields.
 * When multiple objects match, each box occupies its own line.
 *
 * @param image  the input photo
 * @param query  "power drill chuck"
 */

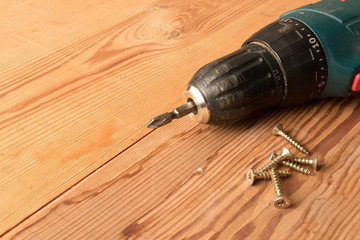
xmin=183 ymin=18 xmax=328 ymax=125
xmin=184 ymin=43 xmax=284 ymax=124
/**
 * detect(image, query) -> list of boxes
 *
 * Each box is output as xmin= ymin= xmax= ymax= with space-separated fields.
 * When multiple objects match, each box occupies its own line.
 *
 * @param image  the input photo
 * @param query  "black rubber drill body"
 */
xmin=189 ymin=43 xmax=283 ymax=124
xmin=188 ymin=18 xmax=327 ymax=124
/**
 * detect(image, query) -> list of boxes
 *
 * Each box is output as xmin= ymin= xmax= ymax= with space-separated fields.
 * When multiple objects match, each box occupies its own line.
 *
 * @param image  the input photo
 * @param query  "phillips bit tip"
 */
xmin=147 ymin=101 xmax=197 ymax=129
xmin=147 ymin=112 xmax=173 ymax=128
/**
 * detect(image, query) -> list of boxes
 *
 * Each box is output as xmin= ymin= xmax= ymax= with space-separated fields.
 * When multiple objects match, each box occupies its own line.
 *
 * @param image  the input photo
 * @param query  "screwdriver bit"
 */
xmin=147 ymin=101 xmax=197 ymax=128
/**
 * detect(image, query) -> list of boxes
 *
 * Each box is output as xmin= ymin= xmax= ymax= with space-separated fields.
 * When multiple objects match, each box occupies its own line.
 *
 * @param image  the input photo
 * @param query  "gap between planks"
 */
xmin=0 ymin=129 xmax=157 ymax=237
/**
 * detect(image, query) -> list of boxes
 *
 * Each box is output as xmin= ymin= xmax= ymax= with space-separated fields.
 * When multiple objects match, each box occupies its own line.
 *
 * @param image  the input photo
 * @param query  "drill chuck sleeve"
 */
xmin=187 ymin=43 xmax=284 ymax=124
xmin=187 ymin=18 xmax=328 ymax=124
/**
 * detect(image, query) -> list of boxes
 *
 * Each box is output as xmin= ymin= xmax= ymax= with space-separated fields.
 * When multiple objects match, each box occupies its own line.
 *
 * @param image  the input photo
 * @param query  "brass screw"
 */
xmin=258 ymin=147 xmax=292 ymax=172
xmin=281 ymin=160 xmax=314 ymax=175
xmin=270 ymin=151 xmax=314 ymax=175
xmin=246 ymin=168 xmax=291 ymax=185
xmin=291 ymin=156 xmax=318 ymax=170
xmin=270 ymin=168 xmax=291 ymax=209
xmin=272 ymin=124 xmax=310 ymax=155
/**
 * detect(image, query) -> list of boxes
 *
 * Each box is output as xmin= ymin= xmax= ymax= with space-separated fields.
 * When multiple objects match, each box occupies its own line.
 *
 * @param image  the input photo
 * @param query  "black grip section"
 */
xmin=188 ymin=44 xmax=284 ymax=124
xmin=245 ymin=18 xmax=328 ymax=106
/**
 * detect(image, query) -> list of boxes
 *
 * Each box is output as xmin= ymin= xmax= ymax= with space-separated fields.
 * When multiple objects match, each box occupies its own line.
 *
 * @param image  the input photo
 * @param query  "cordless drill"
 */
xmin=147 ymin=0 xmax=360 ymax=128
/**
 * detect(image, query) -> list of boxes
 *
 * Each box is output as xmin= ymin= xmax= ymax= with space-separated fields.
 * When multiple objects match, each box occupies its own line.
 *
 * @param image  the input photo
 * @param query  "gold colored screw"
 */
xmin=258 ymin=147 xmax=292 ymax=172
xmin=272 ymin=124 xmax=310 ymax=155
xmin=291 ymin=156 xmax=318 ymax=170
xmin=270 ymin=168 xmax=291 ymax=209
xmin=246 ymin=168 xmax=291 ymax=185
xmin=281 ymin=160 xmax=314 ymax=175
xmin=270 ymin=151 xmax=314 ymax=175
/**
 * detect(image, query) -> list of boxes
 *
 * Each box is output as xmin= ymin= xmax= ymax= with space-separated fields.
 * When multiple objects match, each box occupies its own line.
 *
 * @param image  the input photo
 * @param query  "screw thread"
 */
xmin=291 ymin=157 xmax=310 ymax=164
xmin=291 ymin=156 xmax=317 ymax=170
xmin=254 ymin=170 xmax=291 ymax=180
xmin=258 ymin=154 xmax=285 ymax=172
xmin=281 ymin=160 xmax=314 ymax=175
xmin=270 ymin=168 xmax=284 ymax=197
xmin=280 ymin=132 xmax=310 ymax=155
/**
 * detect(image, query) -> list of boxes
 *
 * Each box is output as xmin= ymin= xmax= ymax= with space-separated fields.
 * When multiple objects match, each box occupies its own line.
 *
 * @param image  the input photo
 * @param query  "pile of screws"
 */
xmin=246 ymin=124 xmax=318 ymax=209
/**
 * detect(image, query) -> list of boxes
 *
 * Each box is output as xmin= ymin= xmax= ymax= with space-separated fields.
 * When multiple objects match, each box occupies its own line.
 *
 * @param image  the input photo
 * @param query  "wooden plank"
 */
xmin=0 ymin=0 xmax=327 ymax=236
xmin=0 ymin=0 xmax=279 ymax=233
xmin=0 ymin=0 xmax=171 ymax=233
xmin=5 ymin=94 xmax=360 ymax=239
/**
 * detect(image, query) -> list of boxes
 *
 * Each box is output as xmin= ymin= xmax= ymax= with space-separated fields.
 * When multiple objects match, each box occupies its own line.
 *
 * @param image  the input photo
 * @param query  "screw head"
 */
xmin=269 ymin=150 xmax=277 ymax=162
xmin=280 ymin=147 xmax=292 ymax=159
xmin=312 ymin=155 xmax=318 ymax=170
xmin=272 ymin=124 xmax=283 ymax=136
xmin=274 ymin=196 xmax=291 ymax=209
xmin=246 ymin=169 xmax=255 ymax=185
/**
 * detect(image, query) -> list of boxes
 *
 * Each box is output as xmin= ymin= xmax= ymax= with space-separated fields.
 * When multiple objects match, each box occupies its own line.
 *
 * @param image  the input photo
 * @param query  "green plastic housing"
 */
xmin=281 ymin=0 xmax=360 ymax=97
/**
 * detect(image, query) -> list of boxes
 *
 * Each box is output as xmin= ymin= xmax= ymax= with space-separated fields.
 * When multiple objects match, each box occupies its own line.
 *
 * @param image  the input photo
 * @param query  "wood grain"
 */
xmin=3 ymin=0 xmax=359 ymax=238
xmin=0 ymin=0 xmax=273 ymax=233
xmin=5 ymin=94 xmax=360 ymax=239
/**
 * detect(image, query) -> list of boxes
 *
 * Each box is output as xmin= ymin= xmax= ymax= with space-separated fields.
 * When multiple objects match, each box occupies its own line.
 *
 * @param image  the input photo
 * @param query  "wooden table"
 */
xmin=1 ymin=0 xmax=360 ymax=239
